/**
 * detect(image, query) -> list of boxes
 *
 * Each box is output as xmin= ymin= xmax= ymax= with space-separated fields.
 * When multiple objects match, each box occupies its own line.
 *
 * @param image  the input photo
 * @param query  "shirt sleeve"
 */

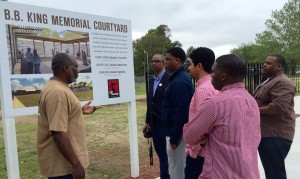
xmin=268 ymin=80 xmax=296 ymax=115
xmin=169 ymin=82 xmax=192 ymax=145
xmin=193 ymin=88 xmax=213 ymax=112
xmin=46 ymin=92 xmax=69 ymax=132
xmin=183 ymin=98 xmax=216 ymax=145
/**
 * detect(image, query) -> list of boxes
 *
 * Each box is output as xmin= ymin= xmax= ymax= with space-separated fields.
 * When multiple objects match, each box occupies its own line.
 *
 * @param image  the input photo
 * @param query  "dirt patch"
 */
xmin=121 ymin=155 xmax=160 ymax=179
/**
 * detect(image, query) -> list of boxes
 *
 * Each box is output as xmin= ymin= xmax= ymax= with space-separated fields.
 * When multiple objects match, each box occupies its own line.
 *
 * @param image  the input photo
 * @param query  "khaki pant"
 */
xmin=166 ymin=136 xmax=186 ymax=179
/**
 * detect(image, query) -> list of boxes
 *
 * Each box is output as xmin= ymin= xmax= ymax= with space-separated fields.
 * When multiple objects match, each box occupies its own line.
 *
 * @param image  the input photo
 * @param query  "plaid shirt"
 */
xmin=253 ymin=73 xmax=296 ymax=141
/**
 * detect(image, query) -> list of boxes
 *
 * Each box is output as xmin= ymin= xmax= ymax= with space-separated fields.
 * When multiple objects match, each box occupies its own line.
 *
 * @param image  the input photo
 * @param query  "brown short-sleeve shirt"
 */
xmin=37 ymin=79 xmax=89 ymax=177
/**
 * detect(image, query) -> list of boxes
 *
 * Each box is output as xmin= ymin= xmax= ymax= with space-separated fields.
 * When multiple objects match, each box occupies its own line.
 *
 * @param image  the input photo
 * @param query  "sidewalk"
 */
xmin=259 ymin=96 xmax=300 ymax=179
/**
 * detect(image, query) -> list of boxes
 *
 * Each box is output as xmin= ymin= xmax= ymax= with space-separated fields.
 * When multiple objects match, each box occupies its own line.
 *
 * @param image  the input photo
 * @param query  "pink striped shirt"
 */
xmin=186 ymin=75 xmax=219 ymax=158
xmin=183 ymin=82 xmax=261 ymax=179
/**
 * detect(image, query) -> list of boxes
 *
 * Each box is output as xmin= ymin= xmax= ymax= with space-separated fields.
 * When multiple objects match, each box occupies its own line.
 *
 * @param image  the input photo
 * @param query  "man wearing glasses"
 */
xmin=144 ymin=54 xmax=171 ymax=179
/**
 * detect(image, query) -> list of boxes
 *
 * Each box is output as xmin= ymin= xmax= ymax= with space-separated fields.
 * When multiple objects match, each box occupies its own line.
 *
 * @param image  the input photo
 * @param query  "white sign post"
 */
xmin=0 ymin=58 xmax=20 ymax=179
xmin=0 ymin=1 xmax=139 ymax=178
xmin=128 ymin=101 xmax=139 ymax=177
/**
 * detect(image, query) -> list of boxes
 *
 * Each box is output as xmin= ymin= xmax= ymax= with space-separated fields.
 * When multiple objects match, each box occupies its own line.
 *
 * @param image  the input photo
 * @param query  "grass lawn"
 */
xmin=0 ymin=99 xmax=159 ymax=179
xmin=14 ymin=94 xmax=40 ymax=107
xmin=135 ymin=82 xmax=146 ymax=96
xmin=74 ymin=90 xmax=93 ymax=101
xmin=13 ymin=91 xmax=93 ymax=109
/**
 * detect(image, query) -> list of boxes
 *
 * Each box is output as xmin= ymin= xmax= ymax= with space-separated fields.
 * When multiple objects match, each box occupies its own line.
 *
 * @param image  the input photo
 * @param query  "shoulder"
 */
xmin=272 ymin=74 xmax=296 ymax=87
xmin=43 ymin=81 xmax=70 ymax=99
xmin=174 ymin=70 xmax=192 ymax=81
xmin=164 ymin=71 xmax=171 ymax=78
xmin=161 ymin=72 xmax=171 ymax=81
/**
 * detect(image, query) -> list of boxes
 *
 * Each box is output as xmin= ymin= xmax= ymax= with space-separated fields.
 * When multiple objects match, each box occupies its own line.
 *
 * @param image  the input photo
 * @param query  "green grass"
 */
xmin=135 ymin=82 xmax=146 ymax=95
xmin=0 ymin=116 xmax=43 ymax=179
xmin=0 ymin=100 xmax=150 ymax=179
xmin=13 ymin=91 xmax=93 ymax=108
xmin=15 ymin=94 xmax=40 ymax=107
xmin=73 ymin=91 xmax=93 ymax=101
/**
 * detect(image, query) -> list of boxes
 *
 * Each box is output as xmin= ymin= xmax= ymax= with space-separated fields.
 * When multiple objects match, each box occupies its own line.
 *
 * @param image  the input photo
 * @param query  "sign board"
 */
xmin=0 ymin=1 xmax=136 ymax=116
xmin=0 ymin=1 xmax=139 ymax=178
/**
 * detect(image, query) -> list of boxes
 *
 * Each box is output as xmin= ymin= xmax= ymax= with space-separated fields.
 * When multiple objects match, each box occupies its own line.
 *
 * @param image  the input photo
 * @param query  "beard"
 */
xmin=67 ymin=70 xmax=78 ymax=84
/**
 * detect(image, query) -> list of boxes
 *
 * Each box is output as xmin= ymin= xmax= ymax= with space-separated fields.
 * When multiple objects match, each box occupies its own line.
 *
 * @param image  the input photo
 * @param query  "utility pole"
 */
xmin=144 ymin=51 xmax=149 ymax=101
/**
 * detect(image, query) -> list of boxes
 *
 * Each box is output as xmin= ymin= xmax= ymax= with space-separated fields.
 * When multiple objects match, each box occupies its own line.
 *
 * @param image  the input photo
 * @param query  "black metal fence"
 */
xmin=246 ymin=63 xmax=300 ymax=94
xmin=143 ymin=63 xmax=300 ymax=96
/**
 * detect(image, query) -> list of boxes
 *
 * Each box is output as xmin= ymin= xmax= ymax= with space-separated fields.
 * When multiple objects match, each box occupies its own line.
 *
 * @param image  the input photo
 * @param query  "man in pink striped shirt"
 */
xmin=183 ymin=54 xmax=261 ymax=179
xmin=185 ymin=47 xmax=219 ymax=179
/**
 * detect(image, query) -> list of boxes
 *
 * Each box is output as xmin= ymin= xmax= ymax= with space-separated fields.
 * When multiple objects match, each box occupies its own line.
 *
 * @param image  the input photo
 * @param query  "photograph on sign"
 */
xmin=1 ymin=1 xmax=135 ymax=115
xmin=6 ymin=25 xmax=91 ymax=75
xmin=11 ymin=75 xmax=93 ymax=109
xmin=107 ymin=79 xmax=120 ymax=98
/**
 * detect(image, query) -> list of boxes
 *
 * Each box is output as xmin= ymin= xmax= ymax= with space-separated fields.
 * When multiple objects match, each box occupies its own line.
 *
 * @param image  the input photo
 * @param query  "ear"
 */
xmin=63 ymin=65 xmax=69 ymax=73
xmin=277 ymin=64 xmax=283 ymax=71
xmin=221 ymin=72 xmax=228 ymax=81
xmin=196 ymin=63 xmax=203 ymax=71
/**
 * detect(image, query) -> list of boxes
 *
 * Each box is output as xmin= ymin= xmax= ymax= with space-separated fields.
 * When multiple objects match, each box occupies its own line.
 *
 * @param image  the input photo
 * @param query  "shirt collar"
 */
xmin=153 ymin=70 xmax=166 ymax=81
xmin=170 ymin=66 xmax=185 ymax=80
xmin=50 ymin=76 xmax=68 ymax=86
xmin=221 ymin=82 xmax=244 ymax=92
xmin=196 ymin=75 xmax=211 ymax=87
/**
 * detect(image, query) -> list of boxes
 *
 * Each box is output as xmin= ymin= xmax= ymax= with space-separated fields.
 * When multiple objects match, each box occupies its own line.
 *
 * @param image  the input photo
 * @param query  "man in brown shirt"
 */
xmin=37 ymin=53 xmax=101 ymax=179
xmin=253 ymin=55 xmax=296 ymax=179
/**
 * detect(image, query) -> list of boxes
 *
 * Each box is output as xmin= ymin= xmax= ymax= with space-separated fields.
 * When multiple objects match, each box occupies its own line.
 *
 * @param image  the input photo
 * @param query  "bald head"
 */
xmin=52 ymin=53 xmax=73 ymax=75
xmin=151 ymin=54 xmax=165 ymax=76
xmin=152 ymin=54 xmax=164 ymax=60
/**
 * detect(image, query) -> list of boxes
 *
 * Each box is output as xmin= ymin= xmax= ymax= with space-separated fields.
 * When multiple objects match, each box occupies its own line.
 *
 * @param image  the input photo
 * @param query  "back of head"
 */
xmin=216 ymin=54 xmax=247 ymax=80
xmin=33 ymin=49 xmax=38 ymax=56
xmin=189 ymin=47 xmax=215 ymax=73
xmin=51 ymin=53 xmax=71 ymax=76
xmin=166 ymin=47 xmax=186 ymax=63
xmin=270 ymin=54 xmax=286 ymax=68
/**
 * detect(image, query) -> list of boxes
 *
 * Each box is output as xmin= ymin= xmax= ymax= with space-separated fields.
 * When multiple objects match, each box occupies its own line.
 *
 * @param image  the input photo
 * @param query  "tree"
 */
xmin=230 ymin=43 xmax=267 ymax=63
xmin=259 ymin=0 xmax=300 ymax=67
xmin=231 ymin=0 xmax=300 ymax=65
xmin=39 ymin=28 xmax=53 ymax=37
xmin=186 ymin=46 xmax=196 ymax=57
xmin=63 ymin=31 xmax=82 ymax=40
xmin=133 ymin=25 xmax=182 ymax=76
xmin=184 ymin=46 xmax=196 ymax=69
xmin=52 ymin=31 xmax=60 ymax=39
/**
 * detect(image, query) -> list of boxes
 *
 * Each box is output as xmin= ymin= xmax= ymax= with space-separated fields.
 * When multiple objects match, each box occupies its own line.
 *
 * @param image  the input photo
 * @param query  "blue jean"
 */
xmin=184 ymin=154 xmax=204 ymax=179
xmin=48 ymin=174 xmax=73 ymax=179
xmin=258 ymin=137 xmax=292 ymax=179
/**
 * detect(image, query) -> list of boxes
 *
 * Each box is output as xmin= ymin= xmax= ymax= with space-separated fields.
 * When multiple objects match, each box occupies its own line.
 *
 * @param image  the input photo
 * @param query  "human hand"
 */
xmin=199 ymin=135 xmax=208 ymax=146
xmin=143 ymin=123 xmax=150 ymax=132
xmin=82 ymin=101 xmax=102 ymax=114
xmin=170 ymin=143 xmax=177 ymax=150
xmin=72 ymin=163 xmax=85 ymax=179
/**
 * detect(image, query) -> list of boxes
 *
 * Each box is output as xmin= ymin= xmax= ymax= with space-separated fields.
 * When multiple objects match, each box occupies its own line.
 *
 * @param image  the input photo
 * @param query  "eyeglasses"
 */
xmin=151 ymin=60 xmax=163 ymax=64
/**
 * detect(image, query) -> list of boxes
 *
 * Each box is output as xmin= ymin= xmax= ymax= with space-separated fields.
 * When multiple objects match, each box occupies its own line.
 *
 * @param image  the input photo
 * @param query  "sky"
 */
xmin=11 ymin=78 xmax=47 ymax=91
xmin=9 ymin=0 xmax=288 ymax=57
xmin=10 ymin=76 xmax=91 ymax=91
